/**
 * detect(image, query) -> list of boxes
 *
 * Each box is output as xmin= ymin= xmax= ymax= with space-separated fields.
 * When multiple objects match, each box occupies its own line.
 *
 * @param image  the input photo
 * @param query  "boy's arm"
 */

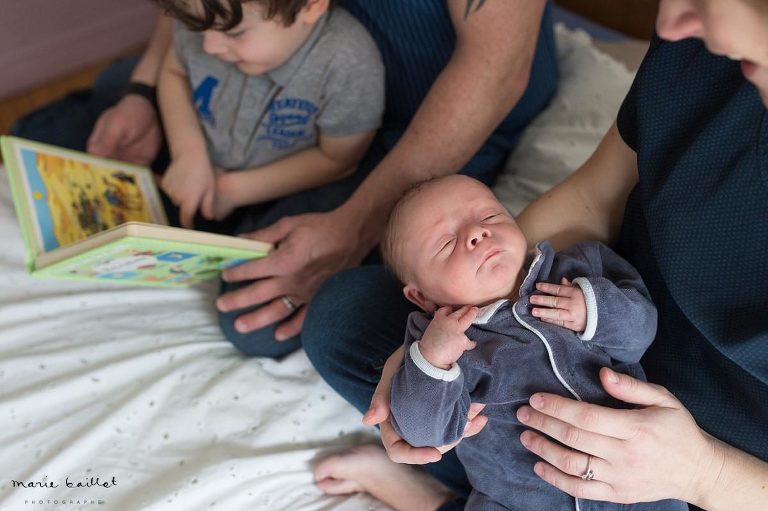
xmin=566 ymin=243 xmax=657 ymax=363
xmin=157 ymin=44 xmax=215 ymax=227
xmin=214 ymin=129 xmax=375 ymax=216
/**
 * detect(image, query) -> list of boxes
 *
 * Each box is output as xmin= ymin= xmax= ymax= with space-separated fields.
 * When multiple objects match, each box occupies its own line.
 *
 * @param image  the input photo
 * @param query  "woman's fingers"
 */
xmin=520 ymin=392 xmax=635 ymax=439
xmin=532 ymin=459 xmax=614 ymax=502
xmin=517 ymin=405 xmax=619 ymax=460
xmin=599 ymin=367 xmax=680 ymax=408
xmin=520 ymin=427 xmax=607 ymax=477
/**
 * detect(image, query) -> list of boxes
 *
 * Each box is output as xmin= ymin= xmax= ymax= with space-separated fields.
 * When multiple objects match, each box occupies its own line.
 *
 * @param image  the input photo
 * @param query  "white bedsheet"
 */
xmin=0 ymin=26 xmax=634 ymax=511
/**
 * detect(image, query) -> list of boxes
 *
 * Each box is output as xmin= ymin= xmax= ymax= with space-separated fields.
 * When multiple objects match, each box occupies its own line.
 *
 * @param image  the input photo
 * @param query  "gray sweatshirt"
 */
xmin=390 ymin=241 xmax=686 ymax=511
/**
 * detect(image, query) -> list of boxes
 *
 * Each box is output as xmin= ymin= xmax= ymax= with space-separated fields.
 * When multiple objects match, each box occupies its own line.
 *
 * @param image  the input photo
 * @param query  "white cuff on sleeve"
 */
xmin=409 ymin=342 xmax=461 ymax=382
xmin=572 ymin=277 xmax=598 ymax=341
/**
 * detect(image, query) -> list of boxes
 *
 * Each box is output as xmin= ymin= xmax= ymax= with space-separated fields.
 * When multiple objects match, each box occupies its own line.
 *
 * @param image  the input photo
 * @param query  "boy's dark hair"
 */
xmin=153 ymin=0 xmax=332 ymax=31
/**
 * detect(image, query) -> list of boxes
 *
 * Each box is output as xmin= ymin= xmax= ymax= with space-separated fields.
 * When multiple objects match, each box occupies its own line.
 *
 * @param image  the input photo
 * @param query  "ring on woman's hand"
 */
xmin=281 ymin=295 xmax=298 ymax=312
xmin=580 ymin=455 xmax=595 ymax=481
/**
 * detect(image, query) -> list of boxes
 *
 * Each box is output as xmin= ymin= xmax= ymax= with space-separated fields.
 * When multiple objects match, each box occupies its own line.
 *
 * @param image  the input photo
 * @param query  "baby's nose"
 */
xmin=469 ymin=229 xmax=490 ymax=247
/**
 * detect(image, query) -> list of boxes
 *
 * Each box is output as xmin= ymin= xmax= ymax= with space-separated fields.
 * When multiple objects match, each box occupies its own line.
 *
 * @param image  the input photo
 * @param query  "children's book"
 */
xmin=1 ymin=136 xmax=271 ymax=287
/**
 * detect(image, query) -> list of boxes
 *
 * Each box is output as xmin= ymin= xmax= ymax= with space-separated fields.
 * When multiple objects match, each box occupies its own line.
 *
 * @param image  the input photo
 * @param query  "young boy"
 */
xmin=383 ymin=175 xmax=686 ymax=511
xmin=153 ymin=0 xmax=384 ymax=228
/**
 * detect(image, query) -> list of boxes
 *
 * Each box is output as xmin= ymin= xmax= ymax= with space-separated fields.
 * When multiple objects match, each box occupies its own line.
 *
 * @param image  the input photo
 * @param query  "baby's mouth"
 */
xmin=480 ymin=248 xmax=501 ymax=266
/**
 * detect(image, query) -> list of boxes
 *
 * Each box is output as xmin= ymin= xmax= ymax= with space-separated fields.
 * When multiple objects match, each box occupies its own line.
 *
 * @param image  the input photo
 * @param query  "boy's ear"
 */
xmin=403 ymin=284 xmax=438 ymax=313
xmin=298 ymin=0 xmax=330 ymax=24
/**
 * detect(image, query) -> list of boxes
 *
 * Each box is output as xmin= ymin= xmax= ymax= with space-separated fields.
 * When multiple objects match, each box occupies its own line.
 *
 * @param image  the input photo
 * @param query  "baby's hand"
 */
xmin=530 ymin=278 xmax=587 ymax=333
xmin=419 ymin=305 xmax=478 ymax=370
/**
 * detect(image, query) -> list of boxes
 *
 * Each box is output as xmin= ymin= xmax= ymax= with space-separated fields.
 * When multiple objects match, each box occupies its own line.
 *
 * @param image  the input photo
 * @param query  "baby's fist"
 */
xmin=419 ymin=305 xmax=478 ymax=369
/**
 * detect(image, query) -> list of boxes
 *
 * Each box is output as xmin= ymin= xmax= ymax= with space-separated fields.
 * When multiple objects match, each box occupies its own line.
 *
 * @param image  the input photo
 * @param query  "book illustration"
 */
xmin=2 ymin=137 xmax=269 ymax=287
xmin=20 ymin=147 xmax=155 ymax=252
xmin=66 ymin=247 xmax=250 ymax=286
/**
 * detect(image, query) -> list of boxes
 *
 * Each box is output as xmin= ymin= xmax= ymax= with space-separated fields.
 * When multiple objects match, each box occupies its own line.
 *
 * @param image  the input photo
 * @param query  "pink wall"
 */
xmin=0 ymin=0 xmax=160 ymax=99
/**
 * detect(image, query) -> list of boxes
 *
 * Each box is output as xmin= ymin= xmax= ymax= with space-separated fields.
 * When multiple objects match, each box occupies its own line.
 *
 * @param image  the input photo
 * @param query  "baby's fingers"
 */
xmin=535 ymin=282 xmax=576 ymax=298
xmin=530 ymin=293 xmax=573 ymax=311
xmin=531 ymin=305 xmax=573 ymax=324
xmin=452 ymin=306 xmax=479 ymax=329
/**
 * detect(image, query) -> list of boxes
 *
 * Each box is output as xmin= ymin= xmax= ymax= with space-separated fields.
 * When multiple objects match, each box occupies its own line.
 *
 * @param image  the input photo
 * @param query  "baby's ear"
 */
xmin=403 ymin=284 xmax=437 ymax=313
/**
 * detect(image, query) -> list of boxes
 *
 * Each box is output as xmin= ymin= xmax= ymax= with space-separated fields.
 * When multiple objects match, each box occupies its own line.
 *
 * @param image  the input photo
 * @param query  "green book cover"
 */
xmin=1 ymin=136 xmax=271 ymax=287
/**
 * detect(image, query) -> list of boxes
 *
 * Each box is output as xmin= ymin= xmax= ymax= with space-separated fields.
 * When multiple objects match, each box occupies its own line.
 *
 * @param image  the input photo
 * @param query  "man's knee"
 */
xmin=218 ymin=308 xmax=301 ymax=359
xmin=302 ymin=271 xmax=354 ymax=373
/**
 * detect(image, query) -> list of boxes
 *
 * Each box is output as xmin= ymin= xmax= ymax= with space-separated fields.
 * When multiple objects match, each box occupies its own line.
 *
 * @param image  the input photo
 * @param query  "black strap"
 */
xmin=123 ymin=81 xmax=158 ymax=112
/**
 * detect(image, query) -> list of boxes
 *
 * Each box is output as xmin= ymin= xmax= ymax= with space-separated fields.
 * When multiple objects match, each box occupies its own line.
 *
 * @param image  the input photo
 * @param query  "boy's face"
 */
xmin=397 ymin=176 xmax=528 ymax=311
xmin=200 ymin=2 xmax=323 ymax=75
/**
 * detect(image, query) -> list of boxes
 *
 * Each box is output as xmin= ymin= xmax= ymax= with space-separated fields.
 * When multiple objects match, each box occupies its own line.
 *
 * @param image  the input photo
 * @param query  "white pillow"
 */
xmin=493 ymin=25 xmax=637 ymax=215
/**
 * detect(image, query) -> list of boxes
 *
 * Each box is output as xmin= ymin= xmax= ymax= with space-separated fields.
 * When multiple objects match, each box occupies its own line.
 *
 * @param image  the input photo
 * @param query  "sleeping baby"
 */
xmin=382 ymin=174 xmax=686 ymax=511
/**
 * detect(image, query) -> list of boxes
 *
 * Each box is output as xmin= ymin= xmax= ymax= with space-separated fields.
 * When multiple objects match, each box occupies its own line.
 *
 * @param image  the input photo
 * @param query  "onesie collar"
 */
xmin=472 ymin=299 xmax=509 ymax=325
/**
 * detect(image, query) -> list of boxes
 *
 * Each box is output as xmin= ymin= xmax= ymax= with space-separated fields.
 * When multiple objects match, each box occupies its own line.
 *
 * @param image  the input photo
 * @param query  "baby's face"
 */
xmin=397 ymin=176 xmax=528 ymax=309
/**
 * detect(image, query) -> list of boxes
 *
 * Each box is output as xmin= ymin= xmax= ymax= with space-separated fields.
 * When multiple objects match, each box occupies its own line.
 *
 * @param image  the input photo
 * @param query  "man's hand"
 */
xmin=87 ymin=95 xmax=162 ymax=166
xmin=419 ymin=305 xmax=478 ymax=369
xmin=161 ymin=156 xmax=216 ymax=228
xmin=217 ymin=208 xmax=368 ymax=339
xmin=530 ymin=278 xmax=587 ymax=333
xmin=362 ymin=346 xmax=488 ymax=464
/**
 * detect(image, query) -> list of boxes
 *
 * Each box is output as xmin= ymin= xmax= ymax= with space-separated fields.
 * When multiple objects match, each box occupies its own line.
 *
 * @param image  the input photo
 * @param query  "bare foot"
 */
xmin=314 ymin=444 xmax=452 ymax=511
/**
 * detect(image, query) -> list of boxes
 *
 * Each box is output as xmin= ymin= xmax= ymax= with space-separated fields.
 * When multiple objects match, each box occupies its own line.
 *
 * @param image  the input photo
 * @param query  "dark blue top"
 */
xmin=340 ymin=1 xmax=559 ymax=162
xmin=616 ymin=36 xmax=768 ymax=470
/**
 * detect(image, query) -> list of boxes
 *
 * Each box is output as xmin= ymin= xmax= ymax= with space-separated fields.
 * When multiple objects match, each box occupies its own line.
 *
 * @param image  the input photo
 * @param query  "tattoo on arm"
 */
xmin=464 ymin=0 xmax=487 ymax=18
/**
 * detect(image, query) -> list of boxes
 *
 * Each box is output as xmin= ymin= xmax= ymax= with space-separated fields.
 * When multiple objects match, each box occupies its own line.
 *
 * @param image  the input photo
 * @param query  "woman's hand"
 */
xmin=516 ymin=367 xmax=721 ymax=505
xmin=362 ymin=346 xmax=488 ymax=463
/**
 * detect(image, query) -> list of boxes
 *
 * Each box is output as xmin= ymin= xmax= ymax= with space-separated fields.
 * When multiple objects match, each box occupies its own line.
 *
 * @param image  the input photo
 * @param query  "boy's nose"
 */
xmin=656 ymin=0 xmax=704 ymax=42
xmin=202 ymin=30 xmax=227 ymax=55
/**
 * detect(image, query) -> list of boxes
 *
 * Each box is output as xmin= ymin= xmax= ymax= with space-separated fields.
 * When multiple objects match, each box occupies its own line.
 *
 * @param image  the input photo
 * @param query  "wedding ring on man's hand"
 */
xmin=281 ymin=295 xmax=298 ymax=312
xmin=580 ymin=455 xmax=595 ymax=481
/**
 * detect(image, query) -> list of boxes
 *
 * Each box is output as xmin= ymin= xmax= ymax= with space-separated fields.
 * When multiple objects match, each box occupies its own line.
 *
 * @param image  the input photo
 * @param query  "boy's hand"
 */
xmin=419 ymin=305 xmax=479 ymax=369
xmin=161 ymin=156 xmax=216 ymax=228
xmin=530 ymin=278 xmax=587 ymax=333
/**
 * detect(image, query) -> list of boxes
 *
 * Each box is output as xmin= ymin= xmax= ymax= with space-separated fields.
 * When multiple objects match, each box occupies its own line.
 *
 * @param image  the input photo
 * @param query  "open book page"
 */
xmin=1 ymin=137 xmax=166 ymax=259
